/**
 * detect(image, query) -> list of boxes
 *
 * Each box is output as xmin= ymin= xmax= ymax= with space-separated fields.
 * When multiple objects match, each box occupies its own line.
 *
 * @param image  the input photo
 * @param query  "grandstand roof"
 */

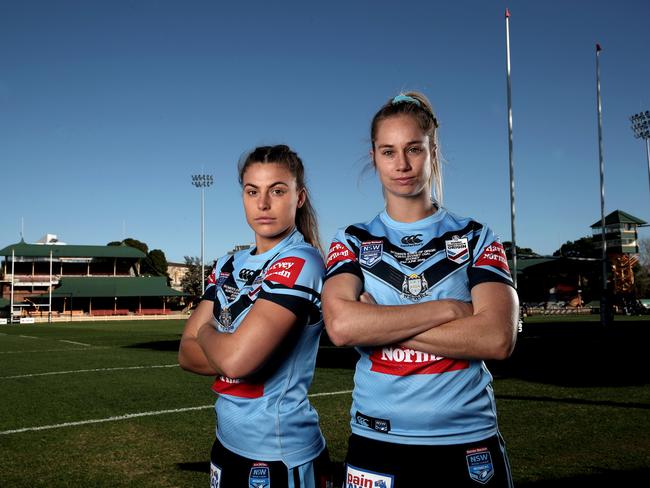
xmin=0 ymin=240 xmax=145 ymax=259
xmin=509 ymin=256 xmax=600 ymax=275
xmin=34 ymin=277 xmax=184 ymax=298
xmin=590 ymin=210 xmax=646 ymax=228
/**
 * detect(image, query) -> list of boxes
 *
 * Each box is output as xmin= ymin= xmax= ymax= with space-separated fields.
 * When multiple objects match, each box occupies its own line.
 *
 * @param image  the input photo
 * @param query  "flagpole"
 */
xmin=49 ymin=250 xmax=53 ymax=323
xmin=595 ymin=43 xmax=609 ymax=326
xmin=10 ymin=249 xmax=15 ymax=324
xmin=505 ymin=8 xmax=517 ymax=289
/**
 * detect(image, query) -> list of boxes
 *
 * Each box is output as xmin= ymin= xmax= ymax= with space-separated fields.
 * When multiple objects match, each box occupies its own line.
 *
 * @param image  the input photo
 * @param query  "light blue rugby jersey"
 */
xmin=325 ymin=208 xmax=513 ymax=445
xmin=202 ymin=229 xmax=326 ymax=468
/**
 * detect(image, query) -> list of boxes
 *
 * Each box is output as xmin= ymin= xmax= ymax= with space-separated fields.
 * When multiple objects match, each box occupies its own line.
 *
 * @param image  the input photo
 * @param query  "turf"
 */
xmin=0 ymin=317 xmax=648 ymax=487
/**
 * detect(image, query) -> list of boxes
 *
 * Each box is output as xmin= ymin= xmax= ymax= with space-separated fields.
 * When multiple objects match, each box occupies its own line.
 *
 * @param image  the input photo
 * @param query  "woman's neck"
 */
xmin=385 ymin=194 xmax=437 ymax=223
xmin=253 ymin=227 xmax=294 ymax=255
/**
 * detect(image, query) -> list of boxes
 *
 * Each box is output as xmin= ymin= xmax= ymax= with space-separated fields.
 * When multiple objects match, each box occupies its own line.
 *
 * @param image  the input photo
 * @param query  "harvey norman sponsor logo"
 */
xmin=264 ymin=257 xmax=305 ymax=288
xmin=474 ymin=241 xmax=510 ymax=273
xmin=326 ymin=241 xmax=356 ymax=268
xmin=370 ymin=346 xmax=469 ymax=376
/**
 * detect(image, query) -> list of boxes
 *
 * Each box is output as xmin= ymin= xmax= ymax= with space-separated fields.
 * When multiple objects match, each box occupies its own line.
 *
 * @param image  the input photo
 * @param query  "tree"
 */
xmin=552 ymin=236 xmax=599 ymax=258
xmin=122 ymin=238 xmax=148 ymax=255
xmin=106 ymin=238 xmax=168 ymax=279
xmin=639 ymin=238 xmax=650 ymax=268
xmin=502 ymin=241 xmax=539 ymax=259
xmin=634 ymin=238 xmax=650 ymax=298
xmin=142 ymin=249 xmax=169 ymax=279
xmin=180 ymin=256 xmax=212 ymax=301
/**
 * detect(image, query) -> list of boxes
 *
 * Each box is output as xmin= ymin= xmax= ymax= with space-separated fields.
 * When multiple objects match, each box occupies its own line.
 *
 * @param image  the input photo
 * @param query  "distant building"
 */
xmin=0 ymin=236 xmax=184 ymax=321
xmin=591 ymin=209 xmax=646 ymax=295
xmin=590 ymin=209 xmax=646 ymax=254
xmin=167 ymin=261 xmax=189 ymax=291
xmin=227 ymin=243 xmax=253 ymax=255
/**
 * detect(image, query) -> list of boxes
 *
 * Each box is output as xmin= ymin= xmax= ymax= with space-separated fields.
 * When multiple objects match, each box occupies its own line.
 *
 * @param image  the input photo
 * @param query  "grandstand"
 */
xmin=0 ymin=236 xmax=184 ymax=322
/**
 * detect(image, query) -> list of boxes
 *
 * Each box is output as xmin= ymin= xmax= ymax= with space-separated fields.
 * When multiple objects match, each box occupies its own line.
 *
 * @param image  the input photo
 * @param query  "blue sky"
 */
xmin=1 ymin=0 xmax=649 ymax=263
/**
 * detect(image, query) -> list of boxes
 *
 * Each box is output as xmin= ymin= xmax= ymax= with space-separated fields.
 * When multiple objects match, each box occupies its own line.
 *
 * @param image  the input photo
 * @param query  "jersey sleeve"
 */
xmin=256 ymin=246 xmax=324 ymax=326
xmin=467 ymin=225 xmax=514 ymax=289
xmin=324 ymin=227 xmax=363 ymax=282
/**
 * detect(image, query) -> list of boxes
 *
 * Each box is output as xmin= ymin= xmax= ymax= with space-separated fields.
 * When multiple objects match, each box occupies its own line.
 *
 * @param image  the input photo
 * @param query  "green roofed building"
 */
xmin=590 ymin=209 xmax=646 ymax=254
xmin=0 ymin=236 xmax=185 ymax=321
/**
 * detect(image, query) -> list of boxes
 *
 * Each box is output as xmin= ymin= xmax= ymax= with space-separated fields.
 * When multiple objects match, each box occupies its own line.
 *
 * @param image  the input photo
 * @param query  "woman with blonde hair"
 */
xmin=323 ymin=92 xmax=518 ymax=487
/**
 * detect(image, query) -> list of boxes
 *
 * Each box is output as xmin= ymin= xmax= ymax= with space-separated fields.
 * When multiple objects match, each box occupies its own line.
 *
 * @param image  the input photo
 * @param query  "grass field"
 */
xmin=1 ymin=317 xmax=649 ymax=487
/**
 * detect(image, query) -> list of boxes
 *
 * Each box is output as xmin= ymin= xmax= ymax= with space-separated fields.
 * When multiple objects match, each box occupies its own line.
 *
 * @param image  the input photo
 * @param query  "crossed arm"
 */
xmin=322 ymin=273 xmax=518 ymax=360
xmin=178 ymin=298 xmax=300 ymax=378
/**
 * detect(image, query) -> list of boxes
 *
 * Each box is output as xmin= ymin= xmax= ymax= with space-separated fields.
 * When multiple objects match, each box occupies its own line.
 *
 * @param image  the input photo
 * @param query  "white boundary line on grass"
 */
xmin=18 ymin=335 xmax=39 ymax=339
xmin=59 ymin=340 xmax=92 ymax=347
xmin=0 ymin=364 xmax=179 ymax=379
xmin=0 ymin=390 xmax=353 ymax=435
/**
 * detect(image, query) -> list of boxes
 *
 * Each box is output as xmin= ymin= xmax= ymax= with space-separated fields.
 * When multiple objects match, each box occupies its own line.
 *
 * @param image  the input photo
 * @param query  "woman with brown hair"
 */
xmin=179 ymin=145 xmax=330 ymax=487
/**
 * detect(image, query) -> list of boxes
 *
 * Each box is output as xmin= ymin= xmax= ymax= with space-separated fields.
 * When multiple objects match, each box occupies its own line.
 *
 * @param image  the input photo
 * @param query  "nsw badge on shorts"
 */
xmin=359 ymin=240 xmax=383 ymax=267
xmin=466 ymin=447 xmax=494 ymax=484
xmin=445 ymin=236 xmax=470 ymax=264
xmin=249 ymin=462 xmax=270 ymax=488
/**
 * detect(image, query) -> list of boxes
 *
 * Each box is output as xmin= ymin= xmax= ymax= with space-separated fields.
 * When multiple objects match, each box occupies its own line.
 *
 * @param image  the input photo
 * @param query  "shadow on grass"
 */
xmin=124 ymin=339 xmax=181 ymax=351
xmin=488 ymin=320 xmax=650 ymax=387
xmin=317 ymin=320 xmax=650 ymax=388
xmin=124 ymin=320 xmax=650 ymax=388
xmin=517 ymin=467 xmax=650 ymax=487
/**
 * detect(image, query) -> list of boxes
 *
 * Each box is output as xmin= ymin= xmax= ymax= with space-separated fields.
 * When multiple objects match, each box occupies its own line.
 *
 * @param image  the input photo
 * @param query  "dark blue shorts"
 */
xmin=344 ymin=433 xmax=514 ymax=487
xmin=209 ymin=437 xmax=332 ymax=488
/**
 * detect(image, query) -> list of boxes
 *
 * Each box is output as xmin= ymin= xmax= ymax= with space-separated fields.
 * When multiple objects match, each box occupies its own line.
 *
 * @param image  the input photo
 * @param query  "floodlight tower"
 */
xmin=629 ymin=110 xmax=650 ymax=199
xmin=191 ymin=174 xmax=214 ymax=295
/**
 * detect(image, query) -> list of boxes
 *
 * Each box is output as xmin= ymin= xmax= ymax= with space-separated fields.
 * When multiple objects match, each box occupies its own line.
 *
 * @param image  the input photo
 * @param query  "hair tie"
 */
xmin=392 ymin=94 xmax=421 ymax=107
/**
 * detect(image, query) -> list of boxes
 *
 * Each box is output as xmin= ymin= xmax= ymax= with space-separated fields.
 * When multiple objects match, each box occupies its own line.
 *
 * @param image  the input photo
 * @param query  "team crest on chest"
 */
xmin=359 ymin=240 xmax=383 ymax=267
xmin=445 ymin=235 xmax=470 ymax=264
xmin=218 ymin=307 xmax=233 ymax=331
xmin=401 ymin=273 xmax=429 ymax=300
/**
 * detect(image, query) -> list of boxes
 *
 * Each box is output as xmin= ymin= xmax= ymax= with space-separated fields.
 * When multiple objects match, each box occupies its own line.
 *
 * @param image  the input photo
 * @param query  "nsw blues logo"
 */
xmin=359 ymin=240 xmax=383 ymax=267
xmin=445 ymin=236 xmax=469 ymax=264
xmin=248 ymin=462 xmax=270 ymax=488
xmin=466 ymin=447 xmax=494 ymax=484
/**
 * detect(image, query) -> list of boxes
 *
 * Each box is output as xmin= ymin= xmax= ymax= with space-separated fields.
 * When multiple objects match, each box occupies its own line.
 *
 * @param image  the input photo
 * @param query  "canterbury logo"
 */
xmin=401 ymin=234 xmax=423 ymax=245
xmin=238 ymin=268 xmax=256 ymax=280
